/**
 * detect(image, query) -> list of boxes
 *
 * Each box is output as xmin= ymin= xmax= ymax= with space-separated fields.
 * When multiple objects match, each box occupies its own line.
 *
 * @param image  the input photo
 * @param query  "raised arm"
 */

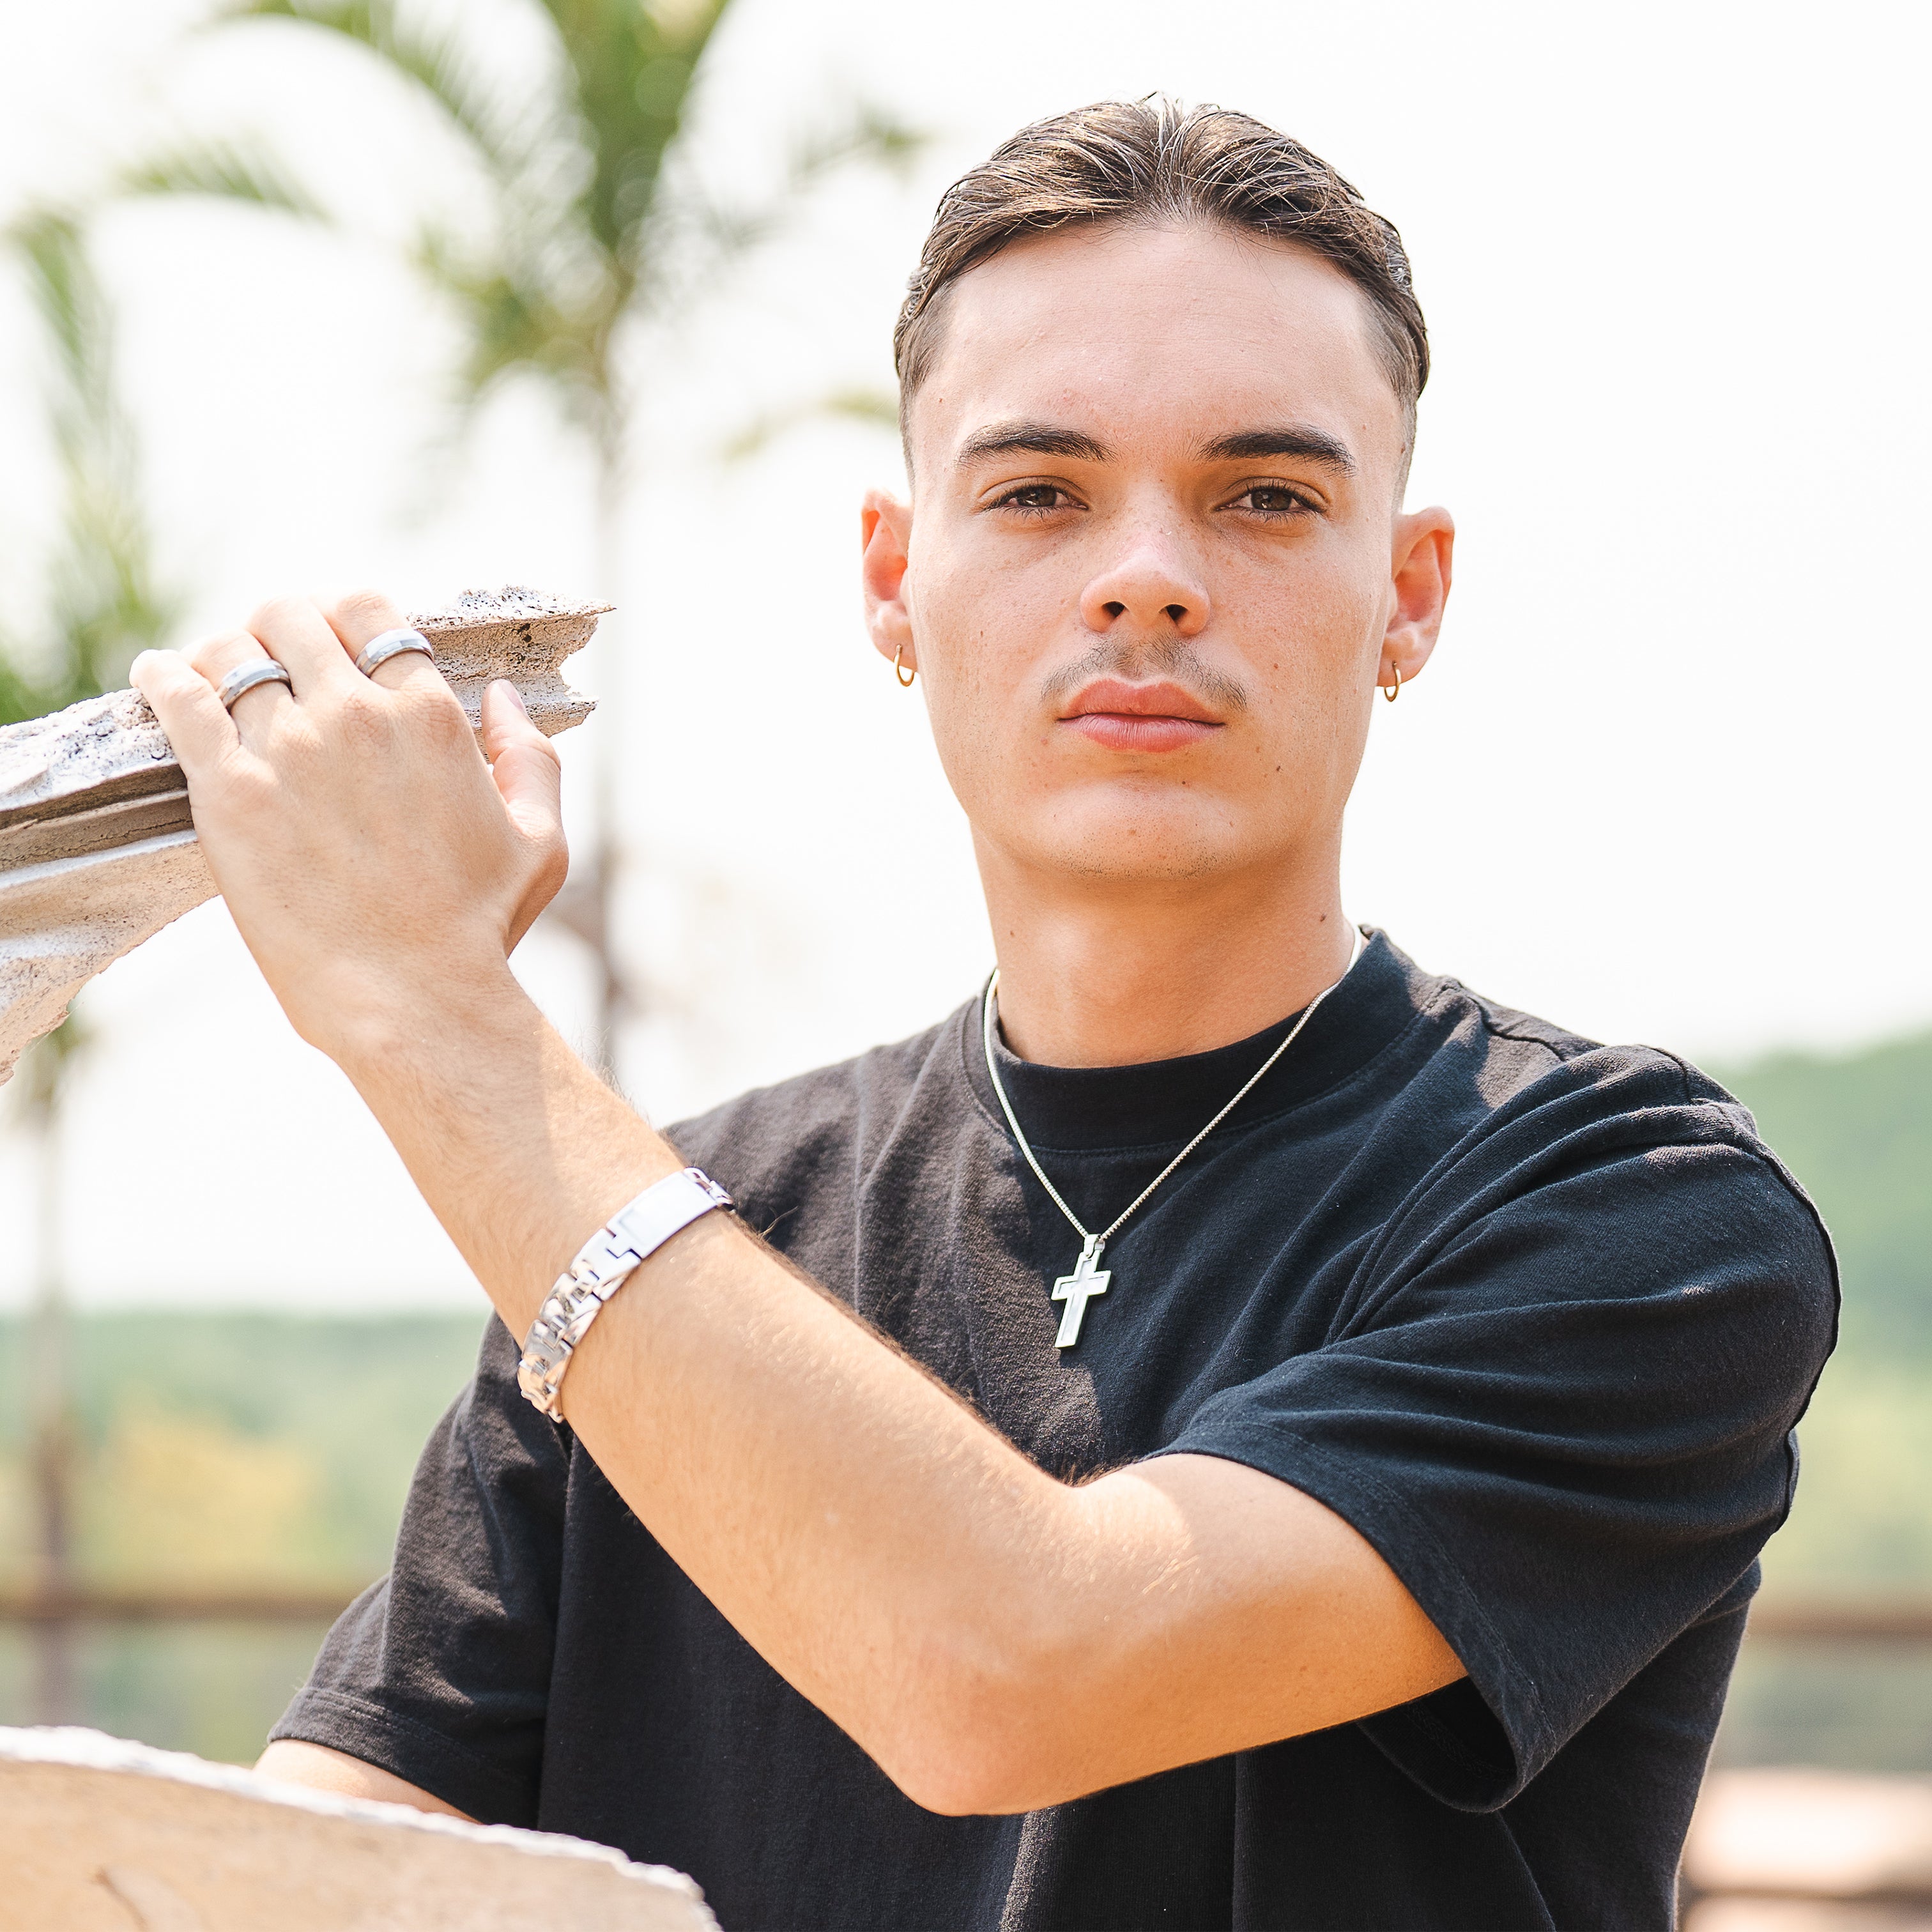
xmin=134 ymin=590 xmax=1462 ymax=1816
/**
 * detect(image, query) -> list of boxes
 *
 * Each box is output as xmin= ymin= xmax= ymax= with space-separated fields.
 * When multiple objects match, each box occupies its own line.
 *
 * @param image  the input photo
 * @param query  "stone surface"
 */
xmin=0 ymin=588 xmax=601 ymax=1085
xmin=0 ymin=1726 xmax=714 ymax=1931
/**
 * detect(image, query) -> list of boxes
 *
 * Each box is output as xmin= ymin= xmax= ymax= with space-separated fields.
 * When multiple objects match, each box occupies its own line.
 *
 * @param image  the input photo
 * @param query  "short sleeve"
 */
xmin=270 ymin=1317 xmax=569 ymax=1825
xmin=1158 ymin=1081 xmax=1837 ymax=1810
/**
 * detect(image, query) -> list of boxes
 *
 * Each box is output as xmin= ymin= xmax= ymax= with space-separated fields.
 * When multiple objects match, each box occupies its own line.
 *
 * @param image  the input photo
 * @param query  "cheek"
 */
xmin=1239 ymin=551 xmax=1383 ymax=706
xmin=1233 ymin=551 xmax=1385 ymax=792
xmin=908 ymin=552 xmax=1046 ymax=737
xmin=901 ymin=569 xmax=997 ymax=797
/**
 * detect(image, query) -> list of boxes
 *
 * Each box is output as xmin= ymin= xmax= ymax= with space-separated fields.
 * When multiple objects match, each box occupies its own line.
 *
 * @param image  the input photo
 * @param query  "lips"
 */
xmin=1058 ymin=678 xmax=1225 ymax=753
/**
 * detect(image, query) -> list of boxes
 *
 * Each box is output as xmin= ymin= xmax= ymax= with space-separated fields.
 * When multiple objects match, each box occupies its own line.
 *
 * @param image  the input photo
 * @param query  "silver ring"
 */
xmin=217 ymin=659 xmax=294 ymax=711
xmin=355 ymin=627 xmax=434 ymax=678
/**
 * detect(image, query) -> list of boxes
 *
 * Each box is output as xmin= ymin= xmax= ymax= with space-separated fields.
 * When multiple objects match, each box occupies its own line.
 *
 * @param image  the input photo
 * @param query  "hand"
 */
xmin=131 ymin=589 xmax=568 ymax=1064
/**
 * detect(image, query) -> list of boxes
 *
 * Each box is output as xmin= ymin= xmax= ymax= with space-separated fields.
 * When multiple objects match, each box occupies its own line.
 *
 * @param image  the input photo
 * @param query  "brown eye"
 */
xmin=1240 ymin=486 xmax=1309 ymax=516
xmin=996 ymin=484 xmax=1071 ymax=514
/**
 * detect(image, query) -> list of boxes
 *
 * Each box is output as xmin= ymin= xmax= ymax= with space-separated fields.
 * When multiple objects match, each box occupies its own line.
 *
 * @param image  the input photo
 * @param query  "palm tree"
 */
xmin=1 ymin=211 xmax=178 ymax=1722
xmin=184 ymin=0 xmax=918 ymax=1063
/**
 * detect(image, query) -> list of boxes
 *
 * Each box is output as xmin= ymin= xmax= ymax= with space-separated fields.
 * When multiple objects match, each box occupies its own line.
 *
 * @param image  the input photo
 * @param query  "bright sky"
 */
xmin=1 ymin=1 xmax=1926 ymax=1307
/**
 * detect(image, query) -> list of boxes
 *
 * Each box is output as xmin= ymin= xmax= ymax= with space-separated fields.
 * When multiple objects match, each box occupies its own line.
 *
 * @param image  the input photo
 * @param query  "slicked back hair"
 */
xmin=894 ymin=98 xmax=1429 ymax=473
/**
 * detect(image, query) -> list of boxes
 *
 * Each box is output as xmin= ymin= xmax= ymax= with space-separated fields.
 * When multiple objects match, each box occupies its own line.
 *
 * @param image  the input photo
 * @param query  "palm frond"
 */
xmin=0 ymin=650 xmax=40 ymax=729
xmin=413 ymin=227 xmax=606 ymax=418
xmin=1 ymin=213 xmax=178 ymax=708
xmin=222 ymin=0 xmax=537 ymax=181
xmin=784 ymin=104 xmax=926 ymax=194
xmin=119 ymin=137 xmax=326 ymax=220
xmin=535 ymin=0 xmax=732 ymax=260
xmin=10 ymin=212 xmax=118 ymax=482
xmin=689 ymin=102 xmax=929 ymax=270
xmin=720 ymin=385 xmax=900 ymax=463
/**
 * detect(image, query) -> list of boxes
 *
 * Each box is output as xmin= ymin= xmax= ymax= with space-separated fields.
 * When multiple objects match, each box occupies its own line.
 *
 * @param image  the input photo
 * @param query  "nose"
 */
xmin=1078 ymin=523 xmax=1212 ymax=640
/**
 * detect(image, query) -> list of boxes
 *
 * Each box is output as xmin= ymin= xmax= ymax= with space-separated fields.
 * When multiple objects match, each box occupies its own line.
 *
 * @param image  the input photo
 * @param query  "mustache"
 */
xmin=1039 ymin=635 xmax=1250 ymax=714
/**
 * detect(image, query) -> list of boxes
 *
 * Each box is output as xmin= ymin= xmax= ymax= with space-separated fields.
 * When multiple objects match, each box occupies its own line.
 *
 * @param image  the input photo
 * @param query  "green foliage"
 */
xmin=0 ymin=1314 xmax=484 ymax=1755
xmin=1715 ymin=1030 xmax=1932 ymax=1358
xmin=1759 ymin=1360 xmax=1932 ymax=1593
xmin=120 ymin=138 xmax=327 ymax=222
xmin=0 ymin=1310 xmax=488 ymax=1593
xmin=1705 ymin=1036 xmax=1932 ymax=1607
xmin=214 ymin=0 xmax=921 ymax=450
xmin=0 ymin=213 xmax=176 ymax=724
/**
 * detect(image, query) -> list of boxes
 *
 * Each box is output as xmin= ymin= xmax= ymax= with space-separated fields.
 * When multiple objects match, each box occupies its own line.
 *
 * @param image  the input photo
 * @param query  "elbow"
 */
xmin=877 ymin=1717 xmax=1043 ymax=1820
xmin=866 ymin=1625 xmax=1079 ymax=1817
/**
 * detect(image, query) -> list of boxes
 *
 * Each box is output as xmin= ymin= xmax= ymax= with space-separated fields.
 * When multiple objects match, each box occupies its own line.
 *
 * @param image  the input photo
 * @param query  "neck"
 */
xmin=977 ymin=832 xmax=1355 ymax=1067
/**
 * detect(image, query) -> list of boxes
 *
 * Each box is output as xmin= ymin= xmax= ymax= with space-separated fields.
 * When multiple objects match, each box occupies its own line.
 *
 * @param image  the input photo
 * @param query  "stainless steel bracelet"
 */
xmin=516 ymin=1166 xmax=735 ymax=1421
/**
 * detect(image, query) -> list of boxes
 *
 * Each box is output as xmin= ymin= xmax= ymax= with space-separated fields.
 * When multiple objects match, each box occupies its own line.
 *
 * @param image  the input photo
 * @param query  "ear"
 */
xmin=861 ymin=488 xmax=916 ymax=673
xmin=1381 ymin=507 xmax=1455 ymax=690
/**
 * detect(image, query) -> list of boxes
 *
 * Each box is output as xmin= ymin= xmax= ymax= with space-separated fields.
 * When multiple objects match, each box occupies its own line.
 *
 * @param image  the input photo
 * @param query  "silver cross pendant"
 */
xmin=1051 ymin=1234 xmax=1111 ymax=1349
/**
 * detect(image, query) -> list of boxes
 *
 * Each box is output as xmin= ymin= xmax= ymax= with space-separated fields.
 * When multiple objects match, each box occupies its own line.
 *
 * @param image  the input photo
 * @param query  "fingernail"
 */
xmin=500 ymin=680 xmax=528 ymax=717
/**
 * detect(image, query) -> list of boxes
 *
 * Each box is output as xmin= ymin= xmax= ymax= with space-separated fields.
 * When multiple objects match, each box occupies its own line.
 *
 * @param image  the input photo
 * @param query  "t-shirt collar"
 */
xmin=962 ymin=926 xmax=1416 ymax=1156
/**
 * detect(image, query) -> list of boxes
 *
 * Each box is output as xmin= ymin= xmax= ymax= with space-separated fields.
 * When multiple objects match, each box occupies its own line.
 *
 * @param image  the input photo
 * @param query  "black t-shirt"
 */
xmin=275 ymin=933 xmax=1836 ymax=1931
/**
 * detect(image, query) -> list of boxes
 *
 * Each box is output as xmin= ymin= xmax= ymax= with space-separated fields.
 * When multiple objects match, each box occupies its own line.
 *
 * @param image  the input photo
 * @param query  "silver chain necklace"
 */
xmin=982 ymin=926 xmax=1365 ymax=1349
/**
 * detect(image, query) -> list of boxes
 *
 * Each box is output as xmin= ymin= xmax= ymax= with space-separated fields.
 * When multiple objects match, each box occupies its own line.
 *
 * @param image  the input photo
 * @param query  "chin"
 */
xmin=1024 ymin=805 xmax=1257 ymax=886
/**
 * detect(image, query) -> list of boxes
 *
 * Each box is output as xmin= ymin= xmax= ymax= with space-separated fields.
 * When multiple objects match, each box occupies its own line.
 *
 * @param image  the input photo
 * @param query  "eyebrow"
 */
xmin=955 ymin=421 xmax=1110 ymax=467
xmin=1198 ymin=426 xmax=1358 ymax=475
xmin=953 ymin=419 xmax=1360 ymax=477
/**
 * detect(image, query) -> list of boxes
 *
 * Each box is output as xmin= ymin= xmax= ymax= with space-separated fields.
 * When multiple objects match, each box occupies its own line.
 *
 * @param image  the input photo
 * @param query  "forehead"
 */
xmin=908 ymin=220 xmax=1405 ymax=486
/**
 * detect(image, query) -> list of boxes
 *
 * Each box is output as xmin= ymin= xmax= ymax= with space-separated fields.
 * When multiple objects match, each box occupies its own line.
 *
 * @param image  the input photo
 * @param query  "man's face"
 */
xmin=862 ymin=219 xmax=1451 ymax=898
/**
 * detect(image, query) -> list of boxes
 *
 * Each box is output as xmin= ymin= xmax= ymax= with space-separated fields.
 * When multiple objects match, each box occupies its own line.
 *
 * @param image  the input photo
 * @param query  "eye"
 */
xmin=1229 ymin=483 xmax=1317 ymax=519
xmin=990 ymin=482 xmax=1079 ymax=517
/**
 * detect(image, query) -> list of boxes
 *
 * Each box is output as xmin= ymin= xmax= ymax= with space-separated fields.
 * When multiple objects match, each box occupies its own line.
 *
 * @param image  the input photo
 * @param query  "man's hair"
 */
xmin=894 ymin=97 xmax=1429 ymax=463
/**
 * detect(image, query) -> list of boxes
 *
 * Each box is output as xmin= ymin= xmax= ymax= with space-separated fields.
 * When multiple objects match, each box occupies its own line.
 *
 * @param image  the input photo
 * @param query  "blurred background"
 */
xmin=0 ymin=0 xmax=1926 ymax=1914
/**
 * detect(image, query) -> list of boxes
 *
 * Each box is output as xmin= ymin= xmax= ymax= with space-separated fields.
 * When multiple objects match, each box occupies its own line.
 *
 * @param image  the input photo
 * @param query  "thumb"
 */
xmin=482 ymin=678 xmax=564 ymax=841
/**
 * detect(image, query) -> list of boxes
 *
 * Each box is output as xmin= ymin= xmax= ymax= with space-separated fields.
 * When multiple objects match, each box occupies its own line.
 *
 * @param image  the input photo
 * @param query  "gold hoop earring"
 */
xmin=894 ymin=642 xmax=916 ymax=688
xmin=1382 ymin=664 xmax=1401 ymax=703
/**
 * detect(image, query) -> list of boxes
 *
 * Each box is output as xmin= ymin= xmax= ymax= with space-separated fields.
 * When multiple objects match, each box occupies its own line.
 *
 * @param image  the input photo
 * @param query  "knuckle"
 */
xmin=330 ymin=585 xmax=401 ymax=634
xmin=529 ymin=837 xmax=570 ymax=904
xmin=247 ymin=592 xmax=314 ymax=635
xmin=182 ymin=629 xmax=255 ymax=677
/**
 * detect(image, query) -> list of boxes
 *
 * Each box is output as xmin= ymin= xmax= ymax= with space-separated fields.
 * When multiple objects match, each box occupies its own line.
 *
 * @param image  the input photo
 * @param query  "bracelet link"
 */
xmin=516 ymin=1167 xmax=733 ymax=1422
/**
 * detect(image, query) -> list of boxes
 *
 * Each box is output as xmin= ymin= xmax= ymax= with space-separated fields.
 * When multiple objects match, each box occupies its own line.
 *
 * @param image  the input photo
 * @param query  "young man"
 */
xmin=135 ymin=100 xmax=1833 ymax=1931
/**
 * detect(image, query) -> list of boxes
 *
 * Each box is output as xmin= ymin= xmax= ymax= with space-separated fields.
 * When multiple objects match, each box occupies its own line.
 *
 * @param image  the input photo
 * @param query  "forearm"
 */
xmin=255 ymin=1740 xmax=475 ymax=1821
xmin=340 ymin=971 xmax=1077 ymax=1806
xmin=338 ymin=966 xmax=679 ymax=1326
xmin=339 ymin=974 xmax=1459 ymax=1814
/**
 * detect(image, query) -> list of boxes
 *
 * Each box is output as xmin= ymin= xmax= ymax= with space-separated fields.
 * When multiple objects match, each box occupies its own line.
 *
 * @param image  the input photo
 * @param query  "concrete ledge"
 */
xmin=0 ymin=587 xmax=602 ymax=1085
xmin=0 ymin=1724 xmax=714 ymax=1931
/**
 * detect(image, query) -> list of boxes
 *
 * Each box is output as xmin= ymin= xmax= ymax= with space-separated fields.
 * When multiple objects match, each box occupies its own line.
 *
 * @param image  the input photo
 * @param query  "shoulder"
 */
xmin=1397 ymin=944 xmax=1781 ymax=1165
xmin=1383 ymin=953 xmax=1837 ymax=1317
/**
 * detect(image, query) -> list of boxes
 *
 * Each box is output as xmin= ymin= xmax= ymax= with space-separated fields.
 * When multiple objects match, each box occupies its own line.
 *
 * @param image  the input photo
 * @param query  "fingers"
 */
xmin=245 ymin=594 xmax=363 ymax=697
xmin=130 ymin=648 xmax=243 ymax=773
xmin=321 ymin=586 xmax=446 ymax=694
xmin=177 ymin=629 xmax=295 ymax=743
